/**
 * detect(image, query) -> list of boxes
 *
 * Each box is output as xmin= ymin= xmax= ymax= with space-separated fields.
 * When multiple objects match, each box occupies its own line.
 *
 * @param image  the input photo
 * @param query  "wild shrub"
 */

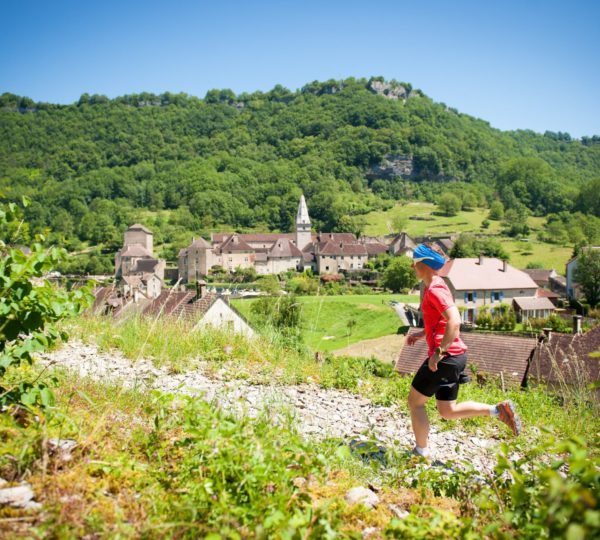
xmin=0 ymin=199 xmax=92 ymax=408
xmin=491 ymin=436 xmax=600 ymax=539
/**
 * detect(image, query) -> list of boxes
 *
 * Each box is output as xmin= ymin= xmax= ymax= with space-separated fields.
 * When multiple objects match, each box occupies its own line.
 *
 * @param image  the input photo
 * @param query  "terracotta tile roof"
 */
xmin=268 ymin=238 xmax=303 ymax=258
xmin=219 ymin=234 xmax=255 ymax=253
xmin=318 ymin=242 xmax=368 ymax=256
xmin=533 ymin=326 xmax=600 ymax=385
xmin=390 ymin=232 xmax=417 ymax=250
xmin=536 ymin=288 xmax=560 ymax=299
xmin=439 ymin=258 xmax=538 ymax=291
xmin=176 ymin=293 xmax=218 ymax=322
xmin=396 ymin=327 xmax=537 ymax=385
xmin=513 ymin=297 xmax=556 ymax=311
xmin=365 ymin=243 xmax=389 ymax=256
xmin=434 ymin=238 xmax=454 ymax=253
xmin=119 ymin=244 xmax=153 ymax=258
xmin=143 ymin=290 xmax=195 ymax=317
xmin=523 ymin=268 xmax=554 ymax=284
xmin=317 ymin=233 xmax=357 ymax=244
xmin=91 ymin=285 xmax=119 ymax=313
xmin=255 ymin=252 xmax=268 ymax=262
xmin=212 ymin=232 xmax=296 ymax=243
xmin=127 ymin=223 xmax=152 ymax=234
xmin=303 ymin=252 xmax=315 ymax=263
xmin=302 ymin=241 xmax=316 ymax=253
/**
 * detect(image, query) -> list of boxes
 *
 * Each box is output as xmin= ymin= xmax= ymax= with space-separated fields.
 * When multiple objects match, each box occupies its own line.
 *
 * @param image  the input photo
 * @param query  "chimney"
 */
xmin=478 ymin=254 xmax=483 ymax=265
xmin=573 ymin=314 xmax=583 ymax=334
xmin=542 ymin=327 xmax=552 ymax=340
xmin=502 ymin=260 xmax=508 ymax=272
xmin=196 ymin=279 xmax=207 ymax=299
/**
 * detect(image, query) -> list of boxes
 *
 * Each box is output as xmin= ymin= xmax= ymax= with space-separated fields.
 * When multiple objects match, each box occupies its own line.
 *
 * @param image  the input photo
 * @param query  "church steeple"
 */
xmin=295 ymin=194 xmax=312 ymax=250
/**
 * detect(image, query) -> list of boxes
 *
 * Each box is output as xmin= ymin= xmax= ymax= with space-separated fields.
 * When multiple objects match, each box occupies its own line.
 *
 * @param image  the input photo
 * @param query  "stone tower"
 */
xmin=295 ymin=194 xmax=312 ymax=251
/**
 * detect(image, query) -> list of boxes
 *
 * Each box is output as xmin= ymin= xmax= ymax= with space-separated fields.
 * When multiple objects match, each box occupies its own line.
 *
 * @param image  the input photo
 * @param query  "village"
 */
xmin=89 ymin=194 xmax=599 ymax=393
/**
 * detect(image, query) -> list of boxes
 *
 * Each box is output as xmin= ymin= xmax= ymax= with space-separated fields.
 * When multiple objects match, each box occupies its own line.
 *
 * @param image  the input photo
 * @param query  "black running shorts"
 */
xmin=411 ymin=352 xmax=468 ymax=401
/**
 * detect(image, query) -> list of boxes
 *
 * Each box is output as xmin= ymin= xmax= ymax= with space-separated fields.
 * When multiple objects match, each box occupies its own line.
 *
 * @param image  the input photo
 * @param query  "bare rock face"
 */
xmin=368 ymin=154 xmax=415 ymax=180
xmin=345 ymin=486 xmax=380 ymax=508
xmin=368 ymin=80 xmax=409 ymax=100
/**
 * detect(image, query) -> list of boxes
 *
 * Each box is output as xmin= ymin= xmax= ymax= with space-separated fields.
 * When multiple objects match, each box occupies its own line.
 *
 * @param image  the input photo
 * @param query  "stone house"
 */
xmin=115 ymin=224 xmax=165 ymax=299
xmin=314 ymin=238 xmax=368 ymax=273
xmin=177 ymin=195 xmax=388 ymax=280
xmin=143 ymin=283 xmax=254 ymax=337
xmin=437 ymin=256 xmax=551 ymax=324
xmin=388 ymin=232 xmax=417 ymax=257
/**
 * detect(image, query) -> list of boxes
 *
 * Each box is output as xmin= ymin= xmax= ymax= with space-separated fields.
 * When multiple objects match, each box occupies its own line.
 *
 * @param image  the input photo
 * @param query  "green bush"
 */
xmin=0 ymin=199 xmax=93 ymax=408
xmin=321 ymin=355 xmax=395 ymax=391
xmin=492 ymin=436 xmax=600 ymax=539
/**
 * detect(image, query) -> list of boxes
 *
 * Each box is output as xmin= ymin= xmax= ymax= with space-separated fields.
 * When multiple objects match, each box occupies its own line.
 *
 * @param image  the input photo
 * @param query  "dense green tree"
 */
xmin=488 ymin=200 xmax=505 ymax=220
xmin=381 ymin=256 xmax=417 ymax=292
xmin=437 ymin=192 xmax=461 ymax=216
xmin=0 ymin=79 xmax=599 ymax=259
xmin=574 ymin=248 xmax=600 ymax=307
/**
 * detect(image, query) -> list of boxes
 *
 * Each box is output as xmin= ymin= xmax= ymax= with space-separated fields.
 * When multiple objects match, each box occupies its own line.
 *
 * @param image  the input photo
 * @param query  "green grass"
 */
xmin=2 ymin=316 xmax=598 ymax=538
xmin=232 ymin=293 xmax=419 ymax=352
xmin=363 ymin=201 xmax=501 ymax=237
xmin=498 ymin=238 xmax=573 ymax=270
xmin=363 ymin=201 xmax=573 ymax=271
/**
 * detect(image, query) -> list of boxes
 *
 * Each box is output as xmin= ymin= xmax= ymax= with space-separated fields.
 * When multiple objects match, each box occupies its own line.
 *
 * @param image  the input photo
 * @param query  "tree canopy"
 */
xmin=1 ymin=78 xmax=599 ymax=263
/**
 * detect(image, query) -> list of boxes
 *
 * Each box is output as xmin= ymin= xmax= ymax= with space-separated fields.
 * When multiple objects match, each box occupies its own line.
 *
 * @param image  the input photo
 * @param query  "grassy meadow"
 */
xmin=231 ymin=294 xmax=419 ymax=352
xmin=363 ymin=202 xmax=572 ymax=271
xmin=2 ymin=316 xmax=597 ymax=538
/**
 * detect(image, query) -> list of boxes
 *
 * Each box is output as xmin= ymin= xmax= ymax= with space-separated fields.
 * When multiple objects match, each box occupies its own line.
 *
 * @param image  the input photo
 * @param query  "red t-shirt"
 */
xmin=422 ymin=275 xmax=467 ymax=356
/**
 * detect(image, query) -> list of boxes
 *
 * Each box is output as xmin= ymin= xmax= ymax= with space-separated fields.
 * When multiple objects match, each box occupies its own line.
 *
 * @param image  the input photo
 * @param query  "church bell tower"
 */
xmin=295 ymin=194 xmax=312 ymax=251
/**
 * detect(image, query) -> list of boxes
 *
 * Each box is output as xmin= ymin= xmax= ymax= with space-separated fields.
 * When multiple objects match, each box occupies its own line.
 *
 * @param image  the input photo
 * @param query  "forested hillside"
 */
xmin=2 ymin=77 xmax=600 ymax=259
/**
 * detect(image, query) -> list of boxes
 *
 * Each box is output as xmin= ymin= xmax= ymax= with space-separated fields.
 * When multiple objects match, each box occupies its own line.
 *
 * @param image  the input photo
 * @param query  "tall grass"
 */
xmin=62 ymin=315 xmax=600 ymax=444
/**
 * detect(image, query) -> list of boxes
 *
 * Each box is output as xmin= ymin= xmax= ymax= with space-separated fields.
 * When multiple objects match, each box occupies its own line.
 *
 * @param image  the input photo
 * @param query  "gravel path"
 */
xmin=40 ymin=340 xmax=505 ymax=472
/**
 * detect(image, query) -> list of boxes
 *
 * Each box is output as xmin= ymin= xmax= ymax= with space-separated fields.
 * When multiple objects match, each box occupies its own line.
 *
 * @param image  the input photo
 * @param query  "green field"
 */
xmin=363 ymin=201 xmax=502 ymax=237
xmin=232 ymin=293 xmax=419 ymax=352
xmin=363 ymin=202 xmax=572 ymax=272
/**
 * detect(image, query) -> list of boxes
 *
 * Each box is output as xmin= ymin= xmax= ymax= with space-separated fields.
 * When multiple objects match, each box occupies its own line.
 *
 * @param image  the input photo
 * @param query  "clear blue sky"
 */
xmin=1 ymin=0 xmax=598 ymax=137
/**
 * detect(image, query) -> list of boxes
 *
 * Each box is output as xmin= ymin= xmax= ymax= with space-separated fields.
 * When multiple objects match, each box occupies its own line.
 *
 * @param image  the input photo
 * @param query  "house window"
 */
xmin=491 ymin=291 xmax=501 ymax=302
xmin=464 ymin=291 xmax=478 ymax=303
xmin=325 ymin=266 xmax=330 ymax=271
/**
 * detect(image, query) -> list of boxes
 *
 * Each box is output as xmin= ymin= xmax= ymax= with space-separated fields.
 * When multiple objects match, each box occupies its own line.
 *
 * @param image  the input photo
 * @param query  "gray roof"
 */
xmin=268 ymin=238 xmax=303 ymax=258
xmin=119 ymin=244 xmax=153 ymax=258
xmin=513 ymin=296 xmax=556 ymax=311
xmin=296 ymin=194 xmax=311 ymax=226
xmin=127 ymin=223 xmax=152 ymax=234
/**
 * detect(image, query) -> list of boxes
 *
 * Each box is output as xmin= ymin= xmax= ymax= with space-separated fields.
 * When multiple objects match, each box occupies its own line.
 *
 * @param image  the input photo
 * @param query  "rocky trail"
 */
xmin=40 ymin=340 xmax=508 ymax=473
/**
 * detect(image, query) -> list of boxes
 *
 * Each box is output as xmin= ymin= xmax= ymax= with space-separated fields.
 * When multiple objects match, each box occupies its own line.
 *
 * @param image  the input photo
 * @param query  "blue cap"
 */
xmin=413 ymin=244 xmax=446 ymax=270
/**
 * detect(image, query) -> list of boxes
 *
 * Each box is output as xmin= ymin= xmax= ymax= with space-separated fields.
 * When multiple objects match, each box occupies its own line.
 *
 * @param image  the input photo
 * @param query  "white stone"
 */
xmin=345 ymin=486 xmax=380 ymax=509
xmin=0 ymin=483 xmax=41 ymax=509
